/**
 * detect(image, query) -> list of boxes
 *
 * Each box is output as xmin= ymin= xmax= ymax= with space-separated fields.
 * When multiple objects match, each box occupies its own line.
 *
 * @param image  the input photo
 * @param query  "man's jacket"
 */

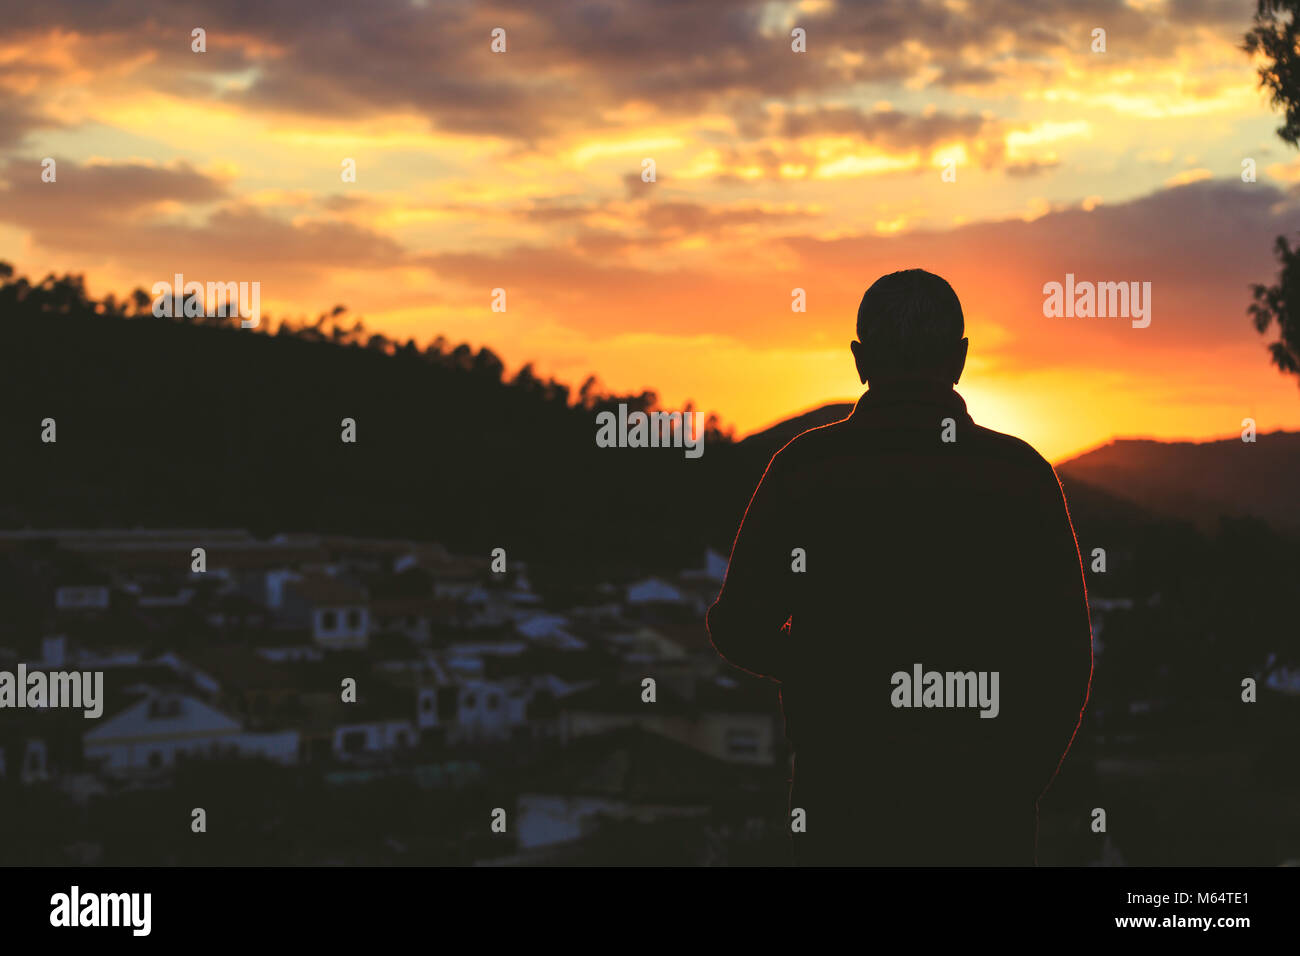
xmin=707 ymin=379 xmax=1093 ymax=865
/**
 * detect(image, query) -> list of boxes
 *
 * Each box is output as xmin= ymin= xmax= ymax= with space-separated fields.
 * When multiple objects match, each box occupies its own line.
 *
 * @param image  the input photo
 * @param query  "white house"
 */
xmin=442 ymin=640 xmax=528 ymax=677
xmin=450 ymin=678 xmax=532 ymax=744
xmin=415 ymin=685 xmax=440 ymax=730
xmin=332 ymin=719 xmax=418 ymax=760
xmin=626 ymin=578 xmax=687 ymax=605
xmin=283 ymin=576 xmax=370 ymax=650
xmin=55 ymin=585 xmax=110 ymax=611
xmin=515 ymin=613 xmax=586 ymax=650
xmin=84 ymin=693 xmax=298 ymax=775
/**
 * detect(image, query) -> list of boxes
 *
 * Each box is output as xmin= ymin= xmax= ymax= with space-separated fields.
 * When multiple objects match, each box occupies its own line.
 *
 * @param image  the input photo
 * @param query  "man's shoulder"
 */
xmin=968 ymin=423 xmax=1052 ymax=467
xmin=966 ymin=423 xmax=1064 ymax=495
xmin=765 ymin=413 xmax=855 ymax=467
xmin=770 ymin=413 xmax=1051 ymax=463
xmin=756 ymin=400 xmax=1060 ymax=476
xmin=764 ymin=414 xmax=1061 ymax=495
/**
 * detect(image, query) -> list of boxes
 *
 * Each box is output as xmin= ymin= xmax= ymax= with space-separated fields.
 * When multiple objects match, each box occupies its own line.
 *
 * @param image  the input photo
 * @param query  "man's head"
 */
xmin=851 ymin=269 xmax=968 ymax=386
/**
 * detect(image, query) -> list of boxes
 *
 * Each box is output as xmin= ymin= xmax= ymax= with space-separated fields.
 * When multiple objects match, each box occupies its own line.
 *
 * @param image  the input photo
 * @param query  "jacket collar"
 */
xmin=849 ymin=378 xmax=972 ymax=427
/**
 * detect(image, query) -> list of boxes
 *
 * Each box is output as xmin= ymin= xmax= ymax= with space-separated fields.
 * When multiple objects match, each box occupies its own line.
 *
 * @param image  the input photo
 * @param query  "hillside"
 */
xmin=0 ymin=269 xmax=743 ymax=579
xmin=1056 ymin=433 xmax=1300 ymax=532
xmin=739 ymin=402 xmax=855 ymax=452
xmin=4 ymin=268 xmax=1296 ymax=588
xmin=741 ymin=401 xmax=1300 ymax=534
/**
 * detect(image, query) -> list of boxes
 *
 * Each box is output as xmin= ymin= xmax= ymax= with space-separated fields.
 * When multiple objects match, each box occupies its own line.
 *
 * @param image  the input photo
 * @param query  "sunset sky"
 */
xmin=3 ymin=0 xmax=1300 ymax=460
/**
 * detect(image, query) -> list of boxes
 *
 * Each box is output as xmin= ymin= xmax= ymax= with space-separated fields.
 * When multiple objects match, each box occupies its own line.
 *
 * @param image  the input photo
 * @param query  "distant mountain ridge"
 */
xmin=1056 ymin=432 xmax=1300 ymax=532
xmin=5 ymin=257 xmax=1297 ymax=584
xmin=743 ymin=402 xmax=1300 ymax=532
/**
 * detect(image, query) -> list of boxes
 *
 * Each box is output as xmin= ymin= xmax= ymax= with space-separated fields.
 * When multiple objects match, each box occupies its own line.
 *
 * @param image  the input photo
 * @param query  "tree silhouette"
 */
xmin=130 ymin=287 xmax=151 ymax=315
xmin=1245 ymin=0 xmax=1300 ymax=381
xmin=1245 ymin=0 xmax=1300 ymax=145
xmin=0 ymin=260 xmax=739 ymax=570
xmin=471 ymin=346 xmax=504 ymax=382
xmin=1249 ymin=236 xmax=1300 ymax=376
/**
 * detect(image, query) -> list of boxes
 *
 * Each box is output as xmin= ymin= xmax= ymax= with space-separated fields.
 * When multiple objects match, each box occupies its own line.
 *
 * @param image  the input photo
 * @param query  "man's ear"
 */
xmin=952 ymin=337 xmax=969 ymax=385
xmin=851 ymin=340 xmax=868 ymax=385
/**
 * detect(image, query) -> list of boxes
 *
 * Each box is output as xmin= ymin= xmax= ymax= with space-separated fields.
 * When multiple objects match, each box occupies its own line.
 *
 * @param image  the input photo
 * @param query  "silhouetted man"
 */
xmin=707 ymin=269 xmax=1092 ymax=866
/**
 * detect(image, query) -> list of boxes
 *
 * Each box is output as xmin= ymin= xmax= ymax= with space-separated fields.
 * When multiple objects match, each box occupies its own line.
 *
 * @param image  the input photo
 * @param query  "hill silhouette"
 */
xmin=0 ymin=266 xmax=743 ymax=581
xmin=1056 ymin=433 xmax=1300 ymax=532
xmin=3 ymin=265 xmax=1297 ymax=603
xmin=739 ymin=402 xmax=855 ymax=451
xmin=743 ymin=402 xmax=1300 ymax=536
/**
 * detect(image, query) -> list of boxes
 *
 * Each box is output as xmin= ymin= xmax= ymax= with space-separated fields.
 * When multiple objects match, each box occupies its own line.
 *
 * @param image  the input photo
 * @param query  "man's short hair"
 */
xmin=856 ymin=269 xmax=964 ymax=374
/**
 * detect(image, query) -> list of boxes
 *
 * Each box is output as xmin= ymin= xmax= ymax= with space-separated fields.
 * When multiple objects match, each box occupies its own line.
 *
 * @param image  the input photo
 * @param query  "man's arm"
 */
xmin=706 ymin=452 xmax=795 ymax=682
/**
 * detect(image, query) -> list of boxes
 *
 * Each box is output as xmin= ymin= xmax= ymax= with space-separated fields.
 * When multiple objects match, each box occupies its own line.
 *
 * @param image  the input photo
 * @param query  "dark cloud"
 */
xmin=415 ymin=179 xmax=1296 ymax=368
xmin=781 ymin=178 xmax=1294 ymax=367
xmin=1169 ymin=0 xmax=1255 ymax=28
xmin=623 ymin=170 xmax=662 ymax=197
xmin=517 ymin=201 xmax=598 ymax=223
xmin=0 ymin=158 xmax=403 ymax=272
xmin=706 ymin=121 xmax=1011 ymax=182
xmin=318 ymin=194 xmax=381 ymax=214
xmin=933 ymin=64 xmax=1000 ymax=87
xmin=778 ymin=107 xmax=993 ymax=151
xmin=640 ymin=200 xmax=814 ymax=235
xmin=0 ymin=157 xmax=227 ymax=218
xmin=504 ymin=196 xmax=815 ymax=237
xmin=1005 ymin=158 xmax=1062 ymax=177
xmin=0 ymin=0 xmax=1247 ymax=145
xmin=0 ymin=98 xmax=61 ymax=148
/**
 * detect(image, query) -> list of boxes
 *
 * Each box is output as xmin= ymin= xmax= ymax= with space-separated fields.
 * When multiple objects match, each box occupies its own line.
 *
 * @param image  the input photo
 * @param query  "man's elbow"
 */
xmin=706 ymin=600 xmax=784 ymax=681
xmin=706 ymin=600 xmax=756 ymax=672
xmin=705 ymin=600 xmax=738 ymax=661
